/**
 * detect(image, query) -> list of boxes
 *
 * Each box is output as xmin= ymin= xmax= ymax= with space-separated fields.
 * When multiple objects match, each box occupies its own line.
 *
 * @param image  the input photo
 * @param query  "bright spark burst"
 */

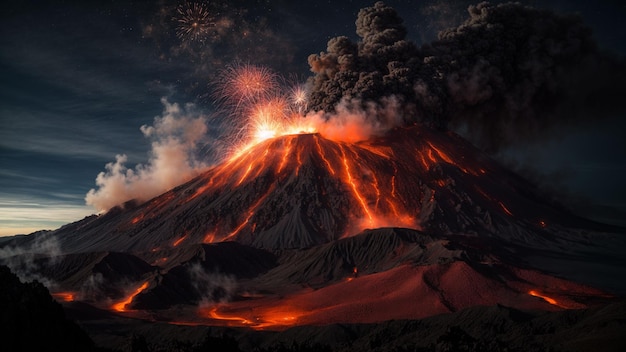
xmin=210 ymin=64 xmax=317 ymax=157
xmin=215 ymin=64 xmax=279 ymax=108
xmin=175 ymin=2 xmax=215 ymax=42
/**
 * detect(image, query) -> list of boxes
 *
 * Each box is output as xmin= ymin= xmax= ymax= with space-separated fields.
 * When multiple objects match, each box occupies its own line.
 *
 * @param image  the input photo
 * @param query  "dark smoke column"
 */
xmin=306 ymin=1 xmax=625 ymax=151
xmin=307 ymin=2 xmax=423 ymax=122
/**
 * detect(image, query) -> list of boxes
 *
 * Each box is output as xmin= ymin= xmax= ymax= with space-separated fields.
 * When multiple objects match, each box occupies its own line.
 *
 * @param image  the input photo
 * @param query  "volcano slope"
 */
xmin=2 ymin=125 xmax=625 ymax=348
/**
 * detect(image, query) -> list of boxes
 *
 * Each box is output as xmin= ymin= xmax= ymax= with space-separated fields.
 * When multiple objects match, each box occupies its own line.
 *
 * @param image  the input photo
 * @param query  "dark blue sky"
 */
xmin=1 ymin=0 xmax=625 ymax=235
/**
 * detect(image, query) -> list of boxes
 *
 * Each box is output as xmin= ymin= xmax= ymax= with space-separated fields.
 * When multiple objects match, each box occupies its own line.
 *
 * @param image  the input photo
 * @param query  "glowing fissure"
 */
xmin=499 ymin=202 xmax=514 ymax=216
xmin=390 ymin=164 xmax=398 ymax=199
xmin=371 ymin=171 xmax=382 ymax=210
xmin=186 ymin=177 xmax=215 ymax=203
xmin=223 ymin=185 xmax=275 ymax=241
xmin=112 ymin=281 xmax=149 ymax=312
xmin=237 ymin=164 xmax=254 ymax=186
xmin=173 ymin=233 xmax=188 ymax=247
xmin=277 ymin=137 xmax=294 ymax=175
xmin=339 ymin=145 xmax=374 ymax=225
xmin=314 ymin=135 xmax=336 ymax=175
xmin=203 ymin=230 xmax=217 ymax=243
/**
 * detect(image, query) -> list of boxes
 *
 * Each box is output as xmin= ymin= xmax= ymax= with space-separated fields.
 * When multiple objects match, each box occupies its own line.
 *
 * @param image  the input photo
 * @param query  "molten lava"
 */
xmin=112 ymin=281 xmax=149 ymax=312
xmin=202 ymin=304 xmax=303 ymax=330
xmin=51 ymin=292 xmax=75 ymax=302
xmin=529 ymin=290 xmax=568 ymax=309
xmin=172 ymin=233 xmax=188 ymax=247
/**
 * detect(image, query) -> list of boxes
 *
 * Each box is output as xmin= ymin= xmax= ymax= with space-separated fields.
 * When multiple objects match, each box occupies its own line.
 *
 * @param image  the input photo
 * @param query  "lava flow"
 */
xmin=529 ymin=290 xmax=569 ymax=309
xmin=112 ymin=282 xmax=150 ymax=312
xmin=51 ymin=291 xmax=76 ymax=302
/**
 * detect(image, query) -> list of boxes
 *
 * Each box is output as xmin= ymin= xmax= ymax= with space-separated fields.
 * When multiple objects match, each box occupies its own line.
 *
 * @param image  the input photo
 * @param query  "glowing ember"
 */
xmin=112 ymin=282 xmax=149 ymax=312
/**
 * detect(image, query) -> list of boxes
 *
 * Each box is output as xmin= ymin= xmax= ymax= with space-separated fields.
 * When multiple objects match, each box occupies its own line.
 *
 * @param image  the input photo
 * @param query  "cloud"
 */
xmin=85 ymin=98 xmax=209 ymax=212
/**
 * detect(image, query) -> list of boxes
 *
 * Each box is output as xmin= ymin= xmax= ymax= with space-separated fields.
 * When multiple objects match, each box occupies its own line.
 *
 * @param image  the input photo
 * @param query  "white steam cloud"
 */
xmin=0 ymin=234 xmax=61 ymax=288
xmin=306 ymin=96 xmax=404 ymax=143
xmin=86 ymin=98 xmax=209 ymax=212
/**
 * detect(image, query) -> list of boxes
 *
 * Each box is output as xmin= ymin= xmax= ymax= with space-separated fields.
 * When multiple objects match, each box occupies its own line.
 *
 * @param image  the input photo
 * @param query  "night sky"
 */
xmin=1 ymin=0 xmax=625 ymax=236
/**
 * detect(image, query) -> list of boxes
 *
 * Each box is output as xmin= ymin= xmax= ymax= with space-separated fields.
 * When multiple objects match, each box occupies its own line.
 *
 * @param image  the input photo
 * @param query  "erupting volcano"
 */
xmin=2 ymin=1 xmax=626 ymax=351
xmin=3 ymin=124 xmax=621 ymax=331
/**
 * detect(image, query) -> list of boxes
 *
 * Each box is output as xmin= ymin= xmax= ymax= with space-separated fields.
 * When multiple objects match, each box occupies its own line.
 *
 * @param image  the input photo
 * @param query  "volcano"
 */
xmin=2 ymin=125 xmax=625 ymax=349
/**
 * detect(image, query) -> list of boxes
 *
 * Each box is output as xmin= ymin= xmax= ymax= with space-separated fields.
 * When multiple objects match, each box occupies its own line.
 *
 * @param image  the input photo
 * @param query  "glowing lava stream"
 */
xmin=205 ymin=305 xmax=302 ymax=330
xmin=112 ymin=282 xmax=149 ymax=312
xmin=528 ymin=290 xmax=568 ymax=309
xmin=172 ymin=233 xmax=188 ymax=247
xmin=223 ymin=185 xmax=276 ymax=241
xmin=339 ymin=145 xmax=374 ymax=226
xmin=51 ymin=292 xmax=75 ymax=302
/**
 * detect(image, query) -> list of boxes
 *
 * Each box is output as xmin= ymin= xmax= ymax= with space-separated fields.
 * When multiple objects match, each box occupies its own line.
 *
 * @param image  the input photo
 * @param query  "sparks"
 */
xmin=175 ymin=2 xmax=215 ymax=42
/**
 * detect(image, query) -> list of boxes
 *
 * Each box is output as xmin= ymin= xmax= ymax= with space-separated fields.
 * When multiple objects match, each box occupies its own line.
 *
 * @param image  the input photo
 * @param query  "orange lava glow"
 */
xmin=203 ymin=305 xmax=303 ymax=330
xmin=203 ymin=230 xmax=217 ymax=243
xmin=528 ymin=290 xmax=568 ymax=308
xmin=339 ymin=145 xmax=374 ymax=226
xmin=172 ymin=233 xmax=188 ymax=247
xmin=223 ymin=185 xmax=275 ymax=241
xmin=51 ymin=292 xmax=75 ymax=302
xmin=499 ymin=202 xmax=513 ymax=216
xmin=131 ymin=214 xmax=144 ymax=224
xmin=112 ymin=281 xmax=149 ymax=312
xmin=314 ymin=135 xmax=336 ymax=175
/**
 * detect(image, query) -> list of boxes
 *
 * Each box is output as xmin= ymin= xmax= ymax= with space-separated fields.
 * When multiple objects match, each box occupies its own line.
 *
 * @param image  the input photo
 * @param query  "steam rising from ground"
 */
xmin=85 ymin=98 xmax=209 ymax=212
xmin=188 ymin=264 xmax=237 ymax=306
xmin=0 ymin=235 xmax=60 ymax=288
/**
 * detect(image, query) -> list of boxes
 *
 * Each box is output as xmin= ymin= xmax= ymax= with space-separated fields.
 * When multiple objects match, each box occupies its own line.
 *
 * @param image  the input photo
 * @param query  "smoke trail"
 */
xmin=85 ymin=98 xmax=209 ymax=212
xmin=306 ymin=1 xmax=626 ymax=152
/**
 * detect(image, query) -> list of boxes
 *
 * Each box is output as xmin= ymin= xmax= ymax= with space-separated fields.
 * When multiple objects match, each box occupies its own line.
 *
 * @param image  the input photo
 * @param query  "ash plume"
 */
xmin=307 ymin=1 xmax=626 ymax=152
xmin=85 ymin=98 xmax=209 ymax=212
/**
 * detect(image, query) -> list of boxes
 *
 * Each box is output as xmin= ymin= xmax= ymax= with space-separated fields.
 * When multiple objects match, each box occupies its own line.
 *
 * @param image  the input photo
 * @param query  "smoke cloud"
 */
xmin=0 ymin=234 xmax=61 ymax=289
xmin=305 ymin=96 xmax=404 ymax=143
xmin=307 ymin=1 xmax=626 ymax=152
xmin=85 ymin=98 xmax=209 ymax=212
xmin=188 ymin=263 xmax=237 ymax=305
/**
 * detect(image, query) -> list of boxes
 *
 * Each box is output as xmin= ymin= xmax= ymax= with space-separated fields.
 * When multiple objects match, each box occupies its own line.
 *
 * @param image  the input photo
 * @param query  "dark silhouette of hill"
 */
xmin=0 ymin=265 xmax=95 ymax=351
